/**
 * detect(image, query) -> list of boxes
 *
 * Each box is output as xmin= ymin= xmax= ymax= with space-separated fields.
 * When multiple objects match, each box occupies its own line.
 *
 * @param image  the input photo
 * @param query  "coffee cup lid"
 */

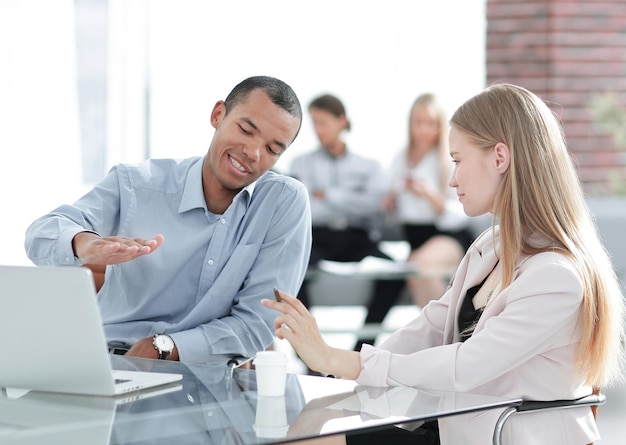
xmin=253 ymin=350 xmax=288 ymax=366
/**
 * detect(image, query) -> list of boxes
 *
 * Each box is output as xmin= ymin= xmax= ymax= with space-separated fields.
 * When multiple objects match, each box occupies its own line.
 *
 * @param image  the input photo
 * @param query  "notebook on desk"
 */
xmin=0 ymin=265 xmax=182 ymax=396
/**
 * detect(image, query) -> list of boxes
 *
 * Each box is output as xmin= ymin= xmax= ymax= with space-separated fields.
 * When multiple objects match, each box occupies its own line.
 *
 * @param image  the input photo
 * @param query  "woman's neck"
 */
xmin=407 ymin=144 xmax=432 ymax=167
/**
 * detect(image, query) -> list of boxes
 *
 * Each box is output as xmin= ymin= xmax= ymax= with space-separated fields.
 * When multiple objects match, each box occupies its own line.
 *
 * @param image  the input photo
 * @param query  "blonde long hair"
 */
xmin=406 ymin=93 xmax=450 ymax=195
xmin=451 ymin=83 xmax=625 ymax=387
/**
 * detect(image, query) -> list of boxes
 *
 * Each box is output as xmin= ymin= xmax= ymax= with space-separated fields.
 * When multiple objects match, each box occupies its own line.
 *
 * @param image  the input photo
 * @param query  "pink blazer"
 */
xmin=356 ymin=227 xmax=599 ymax=445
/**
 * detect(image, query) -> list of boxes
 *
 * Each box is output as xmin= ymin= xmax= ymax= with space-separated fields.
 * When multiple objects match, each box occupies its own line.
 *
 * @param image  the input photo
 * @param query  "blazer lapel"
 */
xmin=446 ymin=226 xmax=501 ymax=342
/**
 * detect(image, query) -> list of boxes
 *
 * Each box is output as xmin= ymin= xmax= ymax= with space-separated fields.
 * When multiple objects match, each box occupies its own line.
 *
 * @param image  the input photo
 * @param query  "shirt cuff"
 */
xmin=57 ymin=227 xmax=99 ymax=266
xmin=169 ymin=328 xmax=209 ymax=364
xmin=355 ymin=344 xmax=392 ymax=387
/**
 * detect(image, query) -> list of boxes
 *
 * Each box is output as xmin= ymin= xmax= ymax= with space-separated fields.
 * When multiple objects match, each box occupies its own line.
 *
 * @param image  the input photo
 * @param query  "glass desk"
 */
xmin=0 ymin=355 xmax=521 ymax=444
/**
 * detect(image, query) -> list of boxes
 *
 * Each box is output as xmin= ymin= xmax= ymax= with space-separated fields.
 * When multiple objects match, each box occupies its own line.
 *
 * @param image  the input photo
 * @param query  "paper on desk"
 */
xmin=317 ymin=256 xmax=418 ymax=276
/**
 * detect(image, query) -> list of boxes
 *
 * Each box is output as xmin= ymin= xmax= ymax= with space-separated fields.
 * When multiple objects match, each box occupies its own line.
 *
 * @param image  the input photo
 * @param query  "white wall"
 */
xmin=2 ymin=0 xmax=486 ymax=266
xmin=0 ymin=0 xmax=84 ymax=266
xmin=145 ymin=0 xmax=487 ymax=173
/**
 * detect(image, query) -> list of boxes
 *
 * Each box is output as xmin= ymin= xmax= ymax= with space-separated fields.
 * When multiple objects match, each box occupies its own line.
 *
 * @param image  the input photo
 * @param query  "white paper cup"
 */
xmin=254 ymin=394 xmax=288 ymax=438
xmin=253 ymin=350 xmax=288 ymax=397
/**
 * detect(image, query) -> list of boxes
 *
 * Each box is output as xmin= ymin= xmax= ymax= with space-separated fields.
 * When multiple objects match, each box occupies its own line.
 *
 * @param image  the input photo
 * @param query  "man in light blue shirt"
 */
xmin=289 ymin=94 xmax=405 ymax=350
xmin=25 ymin=76 xmax=311 ymax=363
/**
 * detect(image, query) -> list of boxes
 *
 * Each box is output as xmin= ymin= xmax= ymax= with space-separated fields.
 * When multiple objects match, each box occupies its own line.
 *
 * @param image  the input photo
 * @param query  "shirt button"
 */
xmin=220 ymin=218 xmax=226 ymax=224
xmin=208 ymin=259 xmax=214 ymax=265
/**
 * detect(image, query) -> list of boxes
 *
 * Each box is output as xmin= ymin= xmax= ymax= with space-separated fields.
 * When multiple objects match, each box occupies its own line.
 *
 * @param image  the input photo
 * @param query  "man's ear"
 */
xmin=210 ymin=101 xmax=226 ymax=129
xmin=493 ymin=142 xmax=510 ymax=174
xmin=339 ymin=114 xmax=349 ymax=131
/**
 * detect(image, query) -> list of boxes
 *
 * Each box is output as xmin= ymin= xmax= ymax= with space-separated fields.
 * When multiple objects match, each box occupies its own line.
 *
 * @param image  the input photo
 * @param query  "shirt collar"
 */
xmin=319 ymin=146 xmax=349 ymax=160
xmin=178 ymin=156 xmax=257 ymax=214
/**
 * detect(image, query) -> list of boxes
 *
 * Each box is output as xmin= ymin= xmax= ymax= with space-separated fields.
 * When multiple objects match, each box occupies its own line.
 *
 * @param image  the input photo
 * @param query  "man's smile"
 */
xmin=229 ymin=154 xmax=249 ymax=174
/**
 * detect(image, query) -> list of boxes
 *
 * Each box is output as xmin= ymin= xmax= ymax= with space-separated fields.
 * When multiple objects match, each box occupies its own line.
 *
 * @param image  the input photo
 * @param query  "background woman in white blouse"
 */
xmin=383 ymin=93 xmax=474 ymax=307
xmin=265 ymin=84 xmax=625 ymax=445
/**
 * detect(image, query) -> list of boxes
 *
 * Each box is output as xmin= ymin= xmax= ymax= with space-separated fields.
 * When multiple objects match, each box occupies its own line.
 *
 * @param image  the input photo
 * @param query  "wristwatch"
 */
xmin=152 ymin=334 xmax=175 ymax=360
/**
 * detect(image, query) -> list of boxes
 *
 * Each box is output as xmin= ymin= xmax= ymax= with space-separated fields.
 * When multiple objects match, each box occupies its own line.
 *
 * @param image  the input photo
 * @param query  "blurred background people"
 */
xmin=266 ymin=83 xmax=626 ymax=445
xmin=289 ymin=94 xmax=405 ymax=350
xmin=383 ymin=93 xmax=475 ymax=308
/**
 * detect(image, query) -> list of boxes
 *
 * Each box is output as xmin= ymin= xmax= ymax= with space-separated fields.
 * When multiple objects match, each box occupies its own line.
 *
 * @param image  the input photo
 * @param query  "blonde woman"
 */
xmin=384 ymin=94 xmax=474 ymax=307
xmin=265 ymin=84 xmax=625 ymax=445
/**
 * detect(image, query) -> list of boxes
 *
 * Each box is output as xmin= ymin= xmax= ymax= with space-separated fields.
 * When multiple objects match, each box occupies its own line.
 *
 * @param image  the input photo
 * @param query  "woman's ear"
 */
xmin=493 ymin=142 xmax=510 ymax=174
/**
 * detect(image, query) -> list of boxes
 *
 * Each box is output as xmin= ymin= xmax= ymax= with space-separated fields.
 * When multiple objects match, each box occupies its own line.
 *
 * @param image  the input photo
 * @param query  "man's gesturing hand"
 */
xmin=73 ymin=232 xmax=165 ymax=265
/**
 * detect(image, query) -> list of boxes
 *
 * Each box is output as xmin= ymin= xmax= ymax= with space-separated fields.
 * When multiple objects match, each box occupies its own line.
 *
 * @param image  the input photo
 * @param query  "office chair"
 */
xmin=492 ymin=387 xmax=605 ymax=445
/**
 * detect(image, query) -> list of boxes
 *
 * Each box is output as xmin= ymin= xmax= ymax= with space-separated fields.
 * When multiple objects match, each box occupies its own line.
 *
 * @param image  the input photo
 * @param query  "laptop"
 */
xmin=0 ymin=265 xmax=183 ymax=396
xmin=0 ymin=384 xmax=183 ymax=445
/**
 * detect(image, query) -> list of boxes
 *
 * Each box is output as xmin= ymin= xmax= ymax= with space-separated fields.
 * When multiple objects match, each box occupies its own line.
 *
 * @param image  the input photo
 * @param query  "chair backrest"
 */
xmin=493 ymin=388 xmax=605 ymax=445
xmin=590 ymin=386 xmax=601 ymax=419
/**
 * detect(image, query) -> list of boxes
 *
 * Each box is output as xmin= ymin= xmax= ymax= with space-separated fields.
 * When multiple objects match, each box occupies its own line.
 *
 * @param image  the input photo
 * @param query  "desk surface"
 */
xmin=0 ymin=356 xmax=521 ymax=444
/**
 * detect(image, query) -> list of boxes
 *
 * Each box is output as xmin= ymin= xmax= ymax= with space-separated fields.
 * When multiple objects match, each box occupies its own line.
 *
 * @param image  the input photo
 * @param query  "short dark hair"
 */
xmin=224 ymin=76 xmax=303 ymax=141
xmin=309 ymin=94 xmax=351 ymax=131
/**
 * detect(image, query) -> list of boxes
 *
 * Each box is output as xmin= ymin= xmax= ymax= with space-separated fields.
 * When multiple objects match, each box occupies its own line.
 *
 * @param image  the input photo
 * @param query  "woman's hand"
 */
xmin=405 ymin=178 xmax=433 ymax=197
xmin=405 ymin=178 xmax=445 ymax=214
xmin=382 ymin=193 xmax=397 ymax=213
xmin=262 ymin=290 xmax=362 ymax=379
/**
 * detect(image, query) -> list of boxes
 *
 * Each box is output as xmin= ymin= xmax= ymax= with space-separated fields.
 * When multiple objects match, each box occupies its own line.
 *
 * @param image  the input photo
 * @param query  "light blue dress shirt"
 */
xmin=25 ymin=156 xmax=312 ymax=363
xmin=289 ymin=147 xmax=388 ymax=232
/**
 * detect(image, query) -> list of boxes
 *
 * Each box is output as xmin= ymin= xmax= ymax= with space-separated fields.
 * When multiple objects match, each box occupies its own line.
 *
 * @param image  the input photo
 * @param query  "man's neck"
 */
xmin=202 ymin=179 xmax=238 ymax=215
xmin=325 ymin=141 xmax=346 ymax=158
xmin=205 ymin=194 xmax=233 ymax=215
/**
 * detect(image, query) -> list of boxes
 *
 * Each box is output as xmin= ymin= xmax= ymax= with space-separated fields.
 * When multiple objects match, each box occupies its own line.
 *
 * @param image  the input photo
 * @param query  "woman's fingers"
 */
xmin=274 ymin=288 xmax=311 ymax=317
xmin=263 ymin=292 xmax=310 ymax=342
xmin=262 ymin=289 xmax=336 ymax=375
xmin=263 ymin=288 xmax=318 ymax=339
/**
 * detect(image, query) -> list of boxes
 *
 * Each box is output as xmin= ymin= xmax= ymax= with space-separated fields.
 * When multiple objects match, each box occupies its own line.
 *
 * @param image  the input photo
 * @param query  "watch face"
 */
xmin=155 ymin=335 xmax=174 ymax=351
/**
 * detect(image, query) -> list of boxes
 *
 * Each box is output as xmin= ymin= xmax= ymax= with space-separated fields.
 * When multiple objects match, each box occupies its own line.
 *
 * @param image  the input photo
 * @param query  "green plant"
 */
xmin=590 ymin=93 xmax=626 ymax=148
xmin=589 ymin=93 xmax=626 ymax=195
